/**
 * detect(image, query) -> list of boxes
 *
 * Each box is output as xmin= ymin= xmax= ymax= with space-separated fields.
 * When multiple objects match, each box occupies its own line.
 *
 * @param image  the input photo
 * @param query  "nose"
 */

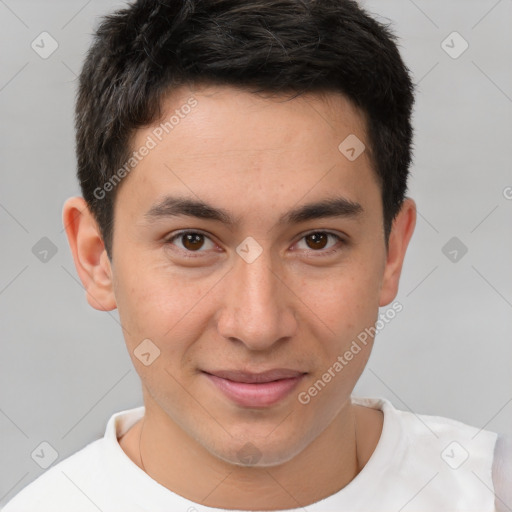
xmin=216 ymin=247 xmax=298 ymax=351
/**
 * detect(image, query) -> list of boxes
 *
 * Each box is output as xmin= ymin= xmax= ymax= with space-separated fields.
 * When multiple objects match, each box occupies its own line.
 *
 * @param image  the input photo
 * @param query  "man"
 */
xmin=3 ymin=0 xmax=511 ymax=510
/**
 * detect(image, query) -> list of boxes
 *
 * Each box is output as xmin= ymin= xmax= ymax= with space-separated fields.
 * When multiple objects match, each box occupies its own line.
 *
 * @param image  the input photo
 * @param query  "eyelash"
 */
xmin=164 ymin=230 xmax=345 ymax=258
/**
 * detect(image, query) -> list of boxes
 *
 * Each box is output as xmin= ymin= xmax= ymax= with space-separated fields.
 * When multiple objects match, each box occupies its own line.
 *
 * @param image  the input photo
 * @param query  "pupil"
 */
xmin=183 ymin=233 xmax=204 ymax=251
xmin=306 ymin=233 xmax=328 ymax=250
xmin=180 ymin=233 xmax=330 ymax=252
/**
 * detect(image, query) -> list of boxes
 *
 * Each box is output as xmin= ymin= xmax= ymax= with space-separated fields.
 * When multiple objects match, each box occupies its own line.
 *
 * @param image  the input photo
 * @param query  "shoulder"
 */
xmin=354 ymin=397 xmax=500 ymax=510
xmin=492 ymin=433 xmax=512 ymax=512
xmin=2 ymin=406 xmax=145 ymax=512
xmin=396 ymin=405 xmax=498 ymax=470
xmin=2 ymin=438 xmax=106 ymax=512
xmin=396 ymin=403 xmax=498 ymax=504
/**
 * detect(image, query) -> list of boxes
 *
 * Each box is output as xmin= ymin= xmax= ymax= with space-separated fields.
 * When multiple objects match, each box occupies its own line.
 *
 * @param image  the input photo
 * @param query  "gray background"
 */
xmin=1 ymin=0 xmax=511 ymax=505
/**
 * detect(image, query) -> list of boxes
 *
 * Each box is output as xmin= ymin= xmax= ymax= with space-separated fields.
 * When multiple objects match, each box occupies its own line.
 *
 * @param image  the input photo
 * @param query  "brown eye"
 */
xmin=182 ymin=233 xmax=205 ymax=251
xmin=304 ymin=232 xmax=329 ymax=250
xmin=295 ymin=231 xmax=344 ymax=255
xmin=166 ymin=231 xmax=216 ymax=253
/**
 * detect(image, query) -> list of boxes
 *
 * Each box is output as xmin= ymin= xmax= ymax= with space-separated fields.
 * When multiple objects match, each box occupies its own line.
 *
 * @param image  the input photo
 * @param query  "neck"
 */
xmin=135 ymin=400 xmax=361 ymax=510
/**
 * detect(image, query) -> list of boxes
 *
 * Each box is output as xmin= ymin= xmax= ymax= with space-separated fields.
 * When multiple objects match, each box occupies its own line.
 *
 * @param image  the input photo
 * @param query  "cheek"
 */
xmin=298 ymin=258 xmax=382 ymax=339
xmin=112 ymin=268 xmax=199 ymax=398
xmin=113 ymin=260 xmax=219 ymax=353
xmin=114 ymin=273 xmax=169 ymax=341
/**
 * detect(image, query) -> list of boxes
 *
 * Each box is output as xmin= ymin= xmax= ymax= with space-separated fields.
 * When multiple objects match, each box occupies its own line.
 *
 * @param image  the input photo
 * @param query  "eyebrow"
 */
xmin=143 ymin=195 xmax=364 ymax=226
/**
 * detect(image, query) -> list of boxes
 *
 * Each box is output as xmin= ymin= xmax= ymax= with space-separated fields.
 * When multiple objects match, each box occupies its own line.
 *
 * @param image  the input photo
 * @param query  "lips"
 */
xmin=202 ymin=368 xmax=307 ymax=407
xmin=205 ymin=369 xmax=305 ymax=383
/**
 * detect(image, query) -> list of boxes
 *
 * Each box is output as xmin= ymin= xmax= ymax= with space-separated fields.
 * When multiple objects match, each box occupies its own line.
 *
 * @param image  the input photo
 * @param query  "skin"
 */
xmin=63 ymin=84 xmax=416 ymax=510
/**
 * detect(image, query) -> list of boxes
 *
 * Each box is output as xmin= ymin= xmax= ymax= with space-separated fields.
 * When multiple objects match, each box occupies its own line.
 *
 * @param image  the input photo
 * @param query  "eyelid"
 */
xmin=165 ymin=229 xmax=346 ymax=256
xmin=164 ymin=229 xmax=218 ymax=256
xmin=292 ymin=230 xmax=345 ymax=255
xmin=295 ymin=228 xmax=345 ymax=241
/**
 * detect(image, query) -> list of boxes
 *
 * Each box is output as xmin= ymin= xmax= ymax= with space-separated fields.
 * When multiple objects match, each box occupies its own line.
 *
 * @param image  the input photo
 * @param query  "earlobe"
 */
xmin=378 ymin=198 xmax=417 ymax=307
xmin=62 ymin=196 xmax=117 ymax=311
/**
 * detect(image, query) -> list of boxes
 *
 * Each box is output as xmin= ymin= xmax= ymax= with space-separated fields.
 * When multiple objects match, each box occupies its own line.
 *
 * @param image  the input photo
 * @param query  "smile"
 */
xmin=202 ymin=370 xmax=307 ymax=408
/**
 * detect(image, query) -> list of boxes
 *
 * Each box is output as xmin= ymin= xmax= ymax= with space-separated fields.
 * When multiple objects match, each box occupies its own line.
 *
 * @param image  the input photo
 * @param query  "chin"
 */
xmin=202 ymin=428 xmax=311 ymax=468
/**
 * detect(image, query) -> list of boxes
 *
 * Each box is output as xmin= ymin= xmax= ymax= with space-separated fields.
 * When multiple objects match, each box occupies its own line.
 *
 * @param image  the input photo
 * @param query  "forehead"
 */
xmin=149 ymin=84 xmax=369 ymax=153
xmin=115 ymin=84 xmax=380 ymax=225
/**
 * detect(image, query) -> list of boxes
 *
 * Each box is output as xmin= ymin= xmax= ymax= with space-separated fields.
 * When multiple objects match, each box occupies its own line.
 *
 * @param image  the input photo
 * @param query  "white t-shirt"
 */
xmin=2 ymin=396 xmax=511 ymax=512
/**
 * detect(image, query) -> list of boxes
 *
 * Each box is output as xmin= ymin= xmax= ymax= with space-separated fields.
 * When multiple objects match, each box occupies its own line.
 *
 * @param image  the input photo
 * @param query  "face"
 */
xmin=66 ymin=84 xmax=415 ymax=468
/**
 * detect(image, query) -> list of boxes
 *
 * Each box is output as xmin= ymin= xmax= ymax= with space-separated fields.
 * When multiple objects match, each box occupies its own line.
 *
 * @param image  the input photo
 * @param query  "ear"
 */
xmin=62 ymin=196 xmax=117 ymax=311
xmin=379 ymin=198 xmax=416 ymax=307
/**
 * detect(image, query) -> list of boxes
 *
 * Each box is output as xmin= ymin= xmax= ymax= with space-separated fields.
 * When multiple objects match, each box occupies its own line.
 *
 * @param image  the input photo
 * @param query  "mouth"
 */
xmin=201 ymin=369 xmax=307 ymax=408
